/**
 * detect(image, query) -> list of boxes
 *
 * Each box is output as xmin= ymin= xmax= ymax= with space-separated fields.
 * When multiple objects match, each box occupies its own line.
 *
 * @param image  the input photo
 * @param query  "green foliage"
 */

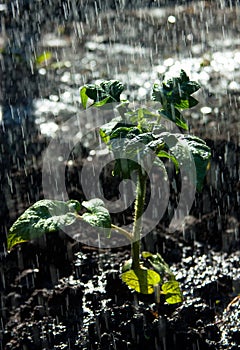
xmin=142 ymin=251 xmax=183 ymax=303
xmin=7 ymin=199 xmax=80 ymax=251
xmin=180 ymin=135 xmax=211 ymax=191
xmin=100 ymin=122 xmax=180 ymax=180
xmin=121 ymin=267 xmax=161 ymax=294
xmin=142 ymin=251 xmax=172 ymax=278
xmin=161 ymin=280 xmax=183 ymax=304
xmin=80 ymin=80 xmax=124 ymax=108
xmin=7 ymin=69 xmax=211 ymax=307
xmin=121 ymin=251 xmax=183 ymax=303
xmin=168 ymin=134 xmax=211 ymax=191
xmin=82 ymin=199 xmax=111 ymax=238
xmin=7 ymin=198 xmax=111 ymax=251
xmin=100 ymin=117 xmax=210 ymax=188
xmin=97 ymin=71 xmax=209 ymax=190
xmin=152 ymin=69 xmax=201 ymax=130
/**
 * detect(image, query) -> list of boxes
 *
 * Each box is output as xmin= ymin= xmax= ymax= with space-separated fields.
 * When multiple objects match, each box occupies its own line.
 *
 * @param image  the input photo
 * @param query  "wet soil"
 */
xmin=0 ymin=1 xmax=240 ymax=349
xmin=1 ymin=231 xmax=240 ymax=349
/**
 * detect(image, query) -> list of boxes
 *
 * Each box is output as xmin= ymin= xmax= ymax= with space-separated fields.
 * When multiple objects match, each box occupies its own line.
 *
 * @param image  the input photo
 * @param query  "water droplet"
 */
xmin=89 ymin=150 xmax=96 ymax=156
xmin=200 ymin=106 xmax=212 ymax=114
xmin=49 ymin=95 xmax=59 ymax=102
xmin=40 ymin=122 xmax=58 ymax=136
xmin=168 ymin=15 xmax=176 ymax=24
xmin=164 ymin=58 xmax=174 ymax=67
xmin=228 ymin=81 xmax=240 ymax=91
xmin=39 ymin=68 xmax=46 ymax=75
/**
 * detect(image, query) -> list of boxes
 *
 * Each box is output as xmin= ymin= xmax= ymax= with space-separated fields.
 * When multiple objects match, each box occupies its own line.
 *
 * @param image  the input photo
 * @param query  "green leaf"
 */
xmin=163 ymin=70 xmax=200 ymax=97
xmin=92 ymin=96 xmax=111 ymax=107
xmin=99 ymin=117 xmax=133 ymax=144
xmin=133 ymin=135 xmax=179 ymax=172
xmin=114 ymin=132 xmax=156 ymax=177
xmin=184 ymin=135 xmax=211 ymax=191
xmin=82 ymin=199 xmax=111 ymax=237
xmin=152 ymin=70 xmax=200 ymax=129
xmin=156 ymin=150 xmax=179 ymax=173
xmin=175 ymin=96 xmax=198 ymax=109
xmin=7 ymin=200 xmax=80 ymax=251
xmin=141 ymin=251 xmax=154 ymax=259
xmin=173 ymin=134 xmax=211 ymax=191
xmin=140 ymin=253 xmax=183 ymax=303
xmin=110 ymin=126 xmax=140 ymax=141
xmin=80 ymin=80 xmax=124 ymax=108
xmin=159 ymin=107 xmax=188 ymax=131
xmin=124 ymin=133 xmax=155 ymax=156
xmin=121 ymin=268 xmax=161 ymax=294
xmin=161 ymin=280 xmax=183 ymax=304
xmin=152 ymin=84 xmax=165 ymax=105
xmin=100 ymin=80 xmax=124 ymax=101
xmin=80 ymin=86 xmax=89 ymax=109
xmin=121 ymin=259 xmax=132 ymax=272
xmin=124 ymin=108 xmax=159 ymax=128
xmin=107 ymin=129 xmax=155 ymax=178
xmin=142 ymin=251 xmax=172 ymax=278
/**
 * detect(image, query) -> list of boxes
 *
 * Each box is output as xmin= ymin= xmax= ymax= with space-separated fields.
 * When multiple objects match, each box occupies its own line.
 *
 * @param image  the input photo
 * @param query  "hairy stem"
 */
xmin=131 ymin=171 xmax=147 ymax=270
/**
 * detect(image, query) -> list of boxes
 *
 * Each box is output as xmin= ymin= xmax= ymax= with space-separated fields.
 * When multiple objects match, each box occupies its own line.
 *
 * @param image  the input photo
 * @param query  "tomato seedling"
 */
xmin=7 ymin=70 xmax=211 ymax=304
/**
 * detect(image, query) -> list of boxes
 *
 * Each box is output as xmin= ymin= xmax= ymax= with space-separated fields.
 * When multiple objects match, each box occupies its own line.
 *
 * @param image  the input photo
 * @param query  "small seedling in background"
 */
xmin=7 ymin=70 xmax=211 ymax=304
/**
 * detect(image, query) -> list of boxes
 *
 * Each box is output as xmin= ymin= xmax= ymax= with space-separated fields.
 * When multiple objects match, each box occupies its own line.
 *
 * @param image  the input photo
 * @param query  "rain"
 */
xmin=0 ymin=0 xmax=240 ymax=349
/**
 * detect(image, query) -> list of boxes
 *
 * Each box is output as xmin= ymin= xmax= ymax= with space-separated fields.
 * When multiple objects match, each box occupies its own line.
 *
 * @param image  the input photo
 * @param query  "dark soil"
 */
xmin=0 ymin=1 xmax=240 ymax=349
xmin=1 ymin=230 xmax=240 ymax=349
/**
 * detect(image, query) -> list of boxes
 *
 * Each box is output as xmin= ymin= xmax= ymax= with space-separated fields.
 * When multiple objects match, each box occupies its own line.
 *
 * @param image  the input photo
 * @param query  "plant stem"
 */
xmin=111 ymin=224 xmax=133 ymax=242
xmin=131 ymin=171 xmax=147 ymax=270
xmin=76 ymin=215 xmax=132 ymax=242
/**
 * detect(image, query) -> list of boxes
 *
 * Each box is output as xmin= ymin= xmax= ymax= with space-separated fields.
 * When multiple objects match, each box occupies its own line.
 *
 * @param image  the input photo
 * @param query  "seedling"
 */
xmin=7 ymin=70 xmax=211 ymax=304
